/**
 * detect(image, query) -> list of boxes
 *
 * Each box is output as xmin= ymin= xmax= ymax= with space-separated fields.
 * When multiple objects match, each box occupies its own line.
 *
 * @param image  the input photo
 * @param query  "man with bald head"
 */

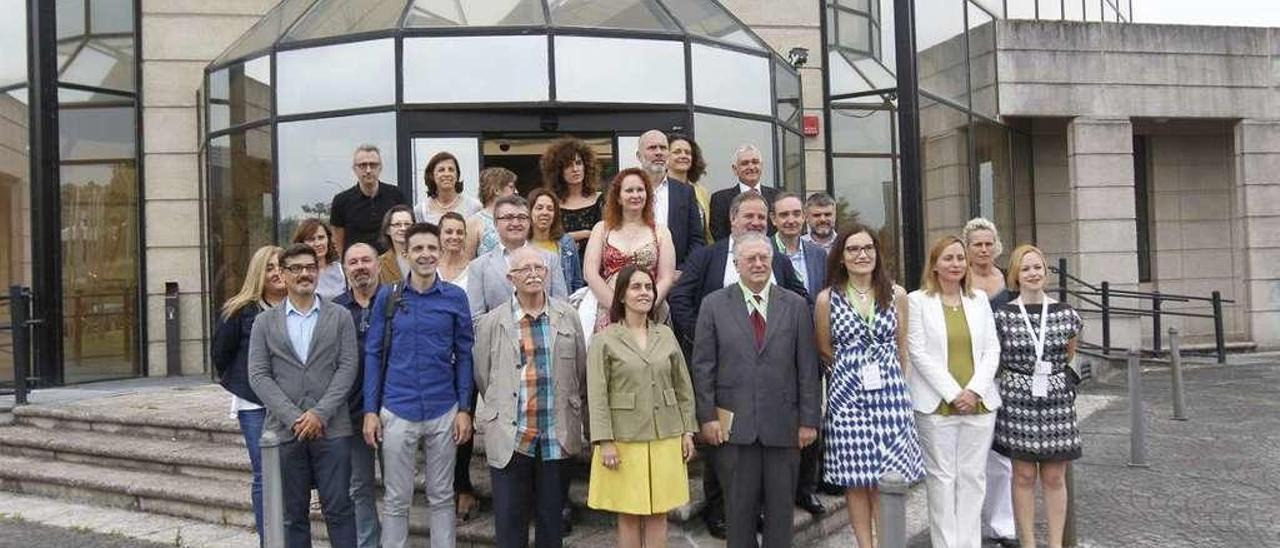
xmin=709 ymin=144 xmax=778 ymax=241
xmin=637 ymin=129 xmax=705 ymax=266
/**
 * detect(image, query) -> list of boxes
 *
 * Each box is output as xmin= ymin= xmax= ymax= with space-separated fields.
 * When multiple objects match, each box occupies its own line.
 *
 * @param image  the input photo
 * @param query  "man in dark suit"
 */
xmin=637 ymin=129 xmax=705 ymax=266
xmin=709 ymin=144 xmax=778 ymax=241
xmin=692 ymin=232 xmax=821 ymax=548
xmin=667 ymin=190 xmax=808 ymax=538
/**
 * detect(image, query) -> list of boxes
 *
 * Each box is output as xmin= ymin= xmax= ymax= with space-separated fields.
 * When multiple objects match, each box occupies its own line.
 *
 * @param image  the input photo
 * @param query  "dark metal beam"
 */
xmin=893 ymin=0 xmax=924 ymax=290
xmin=27 ymin=0 xmax=63 ymax=385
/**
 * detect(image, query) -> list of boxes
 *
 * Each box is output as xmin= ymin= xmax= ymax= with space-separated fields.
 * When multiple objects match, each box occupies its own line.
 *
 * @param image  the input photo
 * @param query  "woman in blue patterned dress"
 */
xmin=816 ymin=223 xmax=926 ymax=548
xmin=992 ymin=244 xmax=1083 ymax=548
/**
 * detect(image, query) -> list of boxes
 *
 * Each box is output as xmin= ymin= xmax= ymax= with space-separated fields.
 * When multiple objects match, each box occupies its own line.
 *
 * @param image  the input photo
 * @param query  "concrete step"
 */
xmin=0 ymin=425 xmax=251 ymax=482
xmin=12 ymin=398 xmax=243 ymax=446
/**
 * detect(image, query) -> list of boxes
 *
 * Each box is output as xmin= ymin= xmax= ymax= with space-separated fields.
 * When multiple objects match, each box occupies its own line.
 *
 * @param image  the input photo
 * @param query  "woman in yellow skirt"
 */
xmin=587 ymin=265 xmax=697 ymax=548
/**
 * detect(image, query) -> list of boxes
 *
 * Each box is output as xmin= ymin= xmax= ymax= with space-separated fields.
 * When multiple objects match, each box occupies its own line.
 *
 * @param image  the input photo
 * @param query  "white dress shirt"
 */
xmin=653 ymin=177 xmax=670 ymax=228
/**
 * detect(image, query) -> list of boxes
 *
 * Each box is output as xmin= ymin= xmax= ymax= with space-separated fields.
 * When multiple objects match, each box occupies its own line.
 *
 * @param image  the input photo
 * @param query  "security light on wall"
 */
xmin=788 ymin=47 xmax=809 ymax=68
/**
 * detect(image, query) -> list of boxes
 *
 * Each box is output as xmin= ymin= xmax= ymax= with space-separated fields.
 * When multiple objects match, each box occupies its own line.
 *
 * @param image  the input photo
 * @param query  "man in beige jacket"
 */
xmin=473 ymin=246 xmax=588 ymax=548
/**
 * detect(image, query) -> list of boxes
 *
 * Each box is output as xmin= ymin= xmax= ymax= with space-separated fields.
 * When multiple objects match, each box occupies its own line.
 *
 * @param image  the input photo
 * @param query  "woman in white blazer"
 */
xmin=906 ymin=235 xmax=1002 ymax=548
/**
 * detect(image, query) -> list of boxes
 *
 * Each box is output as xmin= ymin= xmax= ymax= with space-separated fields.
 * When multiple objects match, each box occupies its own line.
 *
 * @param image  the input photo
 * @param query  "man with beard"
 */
xmin=636 ymin=129 xmax=705 ymax=266
xmin=800 ymin=192 xmax=838 ymax=253
xmin=248 ymin=243 xmax=359 ymax=547
xmin=331 ymin=243 xmax=383 ymax=548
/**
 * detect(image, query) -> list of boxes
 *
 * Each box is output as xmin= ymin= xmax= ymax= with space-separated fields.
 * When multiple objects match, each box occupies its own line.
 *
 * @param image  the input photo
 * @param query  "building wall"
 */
xmin=0 ymin=94 xmax=30 ymax=291
xmin=141 ymin=0 xmax=278 ymax=375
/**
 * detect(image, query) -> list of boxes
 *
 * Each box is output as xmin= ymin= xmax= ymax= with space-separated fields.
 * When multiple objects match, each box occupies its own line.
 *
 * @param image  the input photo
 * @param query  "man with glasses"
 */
xmin=362 ymin=223 xmax=474 ymax=548
xmin=466 ymin=194 xmax=569 ymax=317
xmin=330 ymin=144 xmax=407 ymax=254
xmin=331 ymin=242 xmax=383 ymax=548
xmin=248 ymin=243 xmax=360 ymax=548
xmin=473 ymin=246 xmax=587 ymax=548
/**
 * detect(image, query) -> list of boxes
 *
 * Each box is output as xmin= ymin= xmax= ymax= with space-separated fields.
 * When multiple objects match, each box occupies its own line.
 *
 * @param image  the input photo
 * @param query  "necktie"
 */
xmin=750 ymin=295 xmax=766 ymax=351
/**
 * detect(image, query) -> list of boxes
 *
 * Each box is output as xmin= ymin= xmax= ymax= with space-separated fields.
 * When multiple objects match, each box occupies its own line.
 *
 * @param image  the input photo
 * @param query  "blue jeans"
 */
xmin=349 ymin=413 xmax=380 ymax=548
xmin=237 ymin=408 xmax=267 ymax=546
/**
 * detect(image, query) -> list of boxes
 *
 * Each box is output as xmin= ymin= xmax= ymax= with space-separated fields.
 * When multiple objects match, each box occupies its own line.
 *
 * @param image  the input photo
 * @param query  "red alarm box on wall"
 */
xmin=802 ymin=114 xmax=820 ymax=137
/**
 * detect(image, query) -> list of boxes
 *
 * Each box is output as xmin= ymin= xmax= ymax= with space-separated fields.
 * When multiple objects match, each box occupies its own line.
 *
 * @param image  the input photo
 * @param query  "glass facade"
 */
xmin=0 ymin=0 xmax=31 ymax=385
xmin=204 ymin=0 xmax=804 ymax=305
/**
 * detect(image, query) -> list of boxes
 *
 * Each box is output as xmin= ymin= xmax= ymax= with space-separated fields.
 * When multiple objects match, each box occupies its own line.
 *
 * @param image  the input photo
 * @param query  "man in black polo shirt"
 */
xmin=330 ymin=144 xmax=406 ymax=254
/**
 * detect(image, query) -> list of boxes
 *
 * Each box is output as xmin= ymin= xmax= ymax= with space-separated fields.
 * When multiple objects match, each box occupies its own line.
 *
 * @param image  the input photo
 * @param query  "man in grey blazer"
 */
xmin=466 ymin=194 xmax=569 ymax=318
xmin=692 ymin=233 xmax=821 ymax=548
xmin=248 ymin=243 xmax=359 ymax=548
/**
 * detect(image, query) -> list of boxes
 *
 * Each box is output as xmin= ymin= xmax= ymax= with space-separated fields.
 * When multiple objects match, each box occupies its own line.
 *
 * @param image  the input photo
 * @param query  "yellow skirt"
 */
xmin=586 ymin=436 xmax=689 ymax=515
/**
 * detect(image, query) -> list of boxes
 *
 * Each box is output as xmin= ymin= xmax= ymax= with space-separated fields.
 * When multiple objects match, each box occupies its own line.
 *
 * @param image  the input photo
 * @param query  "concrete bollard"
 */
xmin=1127 ymin=349 xmax=1149 ymax=468
xmin=1168 ymin=327 xmax=1188 ymax=421
xmin=260 ymin=430 xmax=285 ymax=548
xmin=878 ymin=470 xmax=910 ymax=548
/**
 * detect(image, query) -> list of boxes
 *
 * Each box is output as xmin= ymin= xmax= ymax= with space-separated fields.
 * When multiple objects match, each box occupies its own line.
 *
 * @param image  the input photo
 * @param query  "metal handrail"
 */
xmin=3 ymin=286 xmax=32 ymax=404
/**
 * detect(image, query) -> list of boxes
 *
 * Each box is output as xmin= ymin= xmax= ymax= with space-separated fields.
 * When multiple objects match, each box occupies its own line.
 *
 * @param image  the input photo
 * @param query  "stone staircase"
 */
xmin=0 ymin=382 xmax=849 ymax=546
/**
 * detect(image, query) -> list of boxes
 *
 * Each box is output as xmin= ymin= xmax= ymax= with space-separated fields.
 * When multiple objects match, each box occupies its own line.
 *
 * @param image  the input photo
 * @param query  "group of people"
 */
xmin=212 ymin=130 xmax=1085 ymax=548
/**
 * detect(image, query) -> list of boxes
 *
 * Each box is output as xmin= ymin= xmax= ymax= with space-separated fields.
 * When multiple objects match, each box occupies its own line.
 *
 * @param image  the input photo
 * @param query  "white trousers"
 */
xmin=982 ymin=449 xmax=1016 ymax=539
xmin=916 ymin=412 xmax=996 ymax=548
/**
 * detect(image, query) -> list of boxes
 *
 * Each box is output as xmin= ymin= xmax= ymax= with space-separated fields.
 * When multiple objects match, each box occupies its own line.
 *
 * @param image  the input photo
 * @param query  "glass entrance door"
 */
xmin=480 ymin=135 xmax=616 ymax=196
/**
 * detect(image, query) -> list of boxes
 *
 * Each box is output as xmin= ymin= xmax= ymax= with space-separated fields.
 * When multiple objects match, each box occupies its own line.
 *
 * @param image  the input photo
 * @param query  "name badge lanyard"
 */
xmin=1017 ymin=298 xmax=1051 ymax=397
xmin=846 ymin=284 xmax=884 ymax=390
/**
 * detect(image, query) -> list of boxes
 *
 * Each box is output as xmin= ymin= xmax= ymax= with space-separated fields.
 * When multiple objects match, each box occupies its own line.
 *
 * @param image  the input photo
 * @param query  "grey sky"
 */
xmin=1135 ymin=0 xmax=1280 ymax=26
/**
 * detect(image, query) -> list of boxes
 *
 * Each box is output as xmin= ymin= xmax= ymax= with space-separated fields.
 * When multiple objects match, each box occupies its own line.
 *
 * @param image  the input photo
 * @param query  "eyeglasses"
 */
xmin=509 ymin=264 xmax=548 ymax=277
xmin=283 ymin=264 xmax=319 ymax=274
xmin=845 ymin=245 xmax=877 ymax=257
xmin=496 ymin=214 xmax=530 ymax=223
xmin=354 ymin=162 xmax=381 ymax=171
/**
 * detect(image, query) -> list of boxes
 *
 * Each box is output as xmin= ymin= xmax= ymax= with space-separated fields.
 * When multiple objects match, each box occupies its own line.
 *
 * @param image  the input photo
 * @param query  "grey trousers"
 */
xmin=380 ymin=406 xmax=457 ymax=548
xmin=718 ymin=442 xmax=801 ymax=548
xmin=349 ymin=414 xmax=380 ymax=548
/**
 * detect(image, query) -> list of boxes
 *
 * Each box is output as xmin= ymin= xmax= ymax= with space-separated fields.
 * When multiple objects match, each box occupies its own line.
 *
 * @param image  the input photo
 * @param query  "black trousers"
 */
xmin=796 ymin=431 xmax=822 ymax=499
xmin=701 ymin=443 xmax=725 ymax=522
xmin=278 ymin=435 xmax=357 ymax=548
xmin=718 ymin=442 xmax=800 ymax=548
xmin=489 ymin=450 xmax=567 ymax=548
xmin=454 ymin=388 xmax=480 ymax=494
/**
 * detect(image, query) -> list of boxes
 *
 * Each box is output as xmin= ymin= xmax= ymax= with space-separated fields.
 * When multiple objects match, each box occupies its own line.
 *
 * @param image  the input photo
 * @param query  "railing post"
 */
xmin=1151 ymin=292 xmax=1162 ymax=355
xmin=260 ymin=430 xmax=285 ymax=548
xmin=8 ymin=286 xmax=30 ymax=406
xmin=878 ymin=470 xmax=910 ymax=548
xmin=1127 ymin=349 xmax=1149 ymax=467
xmin=1168 ymin=327 xmax=1187 ymax=421
xmin=1211 ymin=291 xmax=1226 ymax=364
xmin=1101 ymin=281 xmax=1111 ymax=354
xmin=1057 ymin=257 xmax=1069 ymax=303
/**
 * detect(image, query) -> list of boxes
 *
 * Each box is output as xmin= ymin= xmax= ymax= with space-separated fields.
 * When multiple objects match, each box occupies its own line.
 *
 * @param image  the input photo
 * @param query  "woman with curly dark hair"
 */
xmin=540 ymin=137 xmax=601 ymax=256
xmin=667 ymin=133 xmax=713 ymax=243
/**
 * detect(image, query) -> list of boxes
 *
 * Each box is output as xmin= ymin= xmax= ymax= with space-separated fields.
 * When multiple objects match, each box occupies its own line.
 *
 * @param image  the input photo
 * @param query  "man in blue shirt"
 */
xmin=362 ymin=223 xmax=474 ymax=548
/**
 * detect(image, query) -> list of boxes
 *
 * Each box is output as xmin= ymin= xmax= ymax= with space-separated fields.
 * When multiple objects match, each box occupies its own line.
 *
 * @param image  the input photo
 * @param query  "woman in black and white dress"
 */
xmin=992 ymin=244 xmax=1083 ymax=548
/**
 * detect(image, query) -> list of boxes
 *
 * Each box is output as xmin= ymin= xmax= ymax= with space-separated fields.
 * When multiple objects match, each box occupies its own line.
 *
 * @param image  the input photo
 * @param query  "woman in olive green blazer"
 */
xmin=587 ymin=265 xmax=697 ymax=548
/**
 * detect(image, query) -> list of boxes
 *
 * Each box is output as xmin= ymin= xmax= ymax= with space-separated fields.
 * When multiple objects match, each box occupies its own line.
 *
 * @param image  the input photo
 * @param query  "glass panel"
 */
xmin=916 ymin=0 xmax=969 ymax=109
xmin=276 ymin=111 xmax=398 ymax=242
xmin=215 ymin=0 xmax=318 ymax=64
xmin=59 ymin=39 xmax=136 ymax=92
xmin=1063 ymin=0 xmax=1084 ymax=20
xmin=968 ymin=2 xmax=997 ymax=118
xmin=411 ymin=137 xmax=481 ymax=208
xmin=617 ymin=135 xmax=641 ymax=170
xmin=853 ymin=56 xmax=896 ymax=91
xmin=691 ymin=44 xmax=772 ymax=116
xmin=832 ymin=157 xmax=895 ymax=230
xmin=828 ymin=51 xmax=872 ymax=96
xmin=774 ymin=60 xmax=801 ymax=127
xmin=919 ymin=96 xmax=971 ymax=245
xmin=57 ymin=0 xmax=86 ymax=40
xmin=548 ymin=0 xmax=680 ymax=32
xmin=89 ymin=0 xmax=133 ymax=34
xmin=209 ymin=55 xmax=272 ymax=132
xmin=659 ymin=0 xmax=767 ymax=50
xmin=208 ymin=126 xmax=275 ymax=312
xmin=692 ymin=112 xmax=776 ymax=194
xmin=879 ymin=0 xmax=896 ymax=71
xmin=832 ymin=107 xmax=893 ymax=154
xmin=970 ymin=0 xmax=1003 ymax=18
xmin=973 ymin=120 xmax=1015 ymax=258
xmin=780 ymin=128 xmax=804 ymax=192
xmin=404 ymin=0 xmax=545 ymax=27
xmin=1006 ymin=0 xmax=1037 ymax=19
xmin=838 ymin=0 xmax=871 ymax=10
xmin=403 ymin=36 xmax=549 ymax=104
xmin=1010 ymin=130 xmax=1035 ymax=245
xmin=59 ymin=103 xmax=139 ymax=383
xmin=0 ymin=0 xmax=28 ymax=88
xmin=836 ymin=9 xmax=871 ymax=53
xmin=555 ymin=36 xmax=685 ymax=104
xmin=283 ymin=0 xmax=406 ymax=42
xmin=0 ymin=19 xmax=32 ymax=385
xmin=277 ymin=39 xmax=395 ymax=115
xmin=1039 ymin=0 xmax=1063 ymax=20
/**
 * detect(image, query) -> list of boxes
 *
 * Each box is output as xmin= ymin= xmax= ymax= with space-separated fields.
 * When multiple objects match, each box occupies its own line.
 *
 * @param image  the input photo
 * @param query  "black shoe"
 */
xmin=703 ymin=516 xmax=726 ymax=539
xmin=561 ymin=505 xmax=574 ymax=535
xmin=994 ymin=537 xmax=1020 ymax=548
xmin=819 ymin=482 xmax=844 ymax=496
xmin=796 ymin=494 xmax=827 ymax=516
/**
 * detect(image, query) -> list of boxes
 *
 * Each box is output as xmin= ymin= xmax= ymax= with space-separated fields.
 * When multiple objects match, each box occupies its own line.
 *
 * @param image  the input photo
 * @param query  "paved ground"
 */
xmin=0 ymin=514 xmax=171 ymax=547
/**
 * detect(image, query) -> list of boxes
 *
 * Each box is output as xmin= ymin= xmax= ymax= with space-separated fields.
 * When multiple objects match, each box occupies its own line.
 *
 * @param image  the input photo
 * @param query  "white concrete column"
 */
xmin=1066 ymin=117 xmax=1140 ymax=351
xmin=1233 ymin=120 xmax=1280 ymax=348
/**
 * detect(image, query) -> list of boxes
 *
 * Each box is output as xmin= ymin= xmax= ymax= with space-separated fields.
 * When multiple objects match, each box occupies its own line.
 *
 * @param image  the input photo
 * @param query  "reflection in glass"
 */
xmin=780 ymin=128 xmax=804 ymax=192
xmin=693 ymin=112 xmax=776 ymax=193
xmin=0 ymin=0 xmax=27 ymax=89
xmin=89 ymin=0 xmax=134 ymax=34
xmin=276 ymin=112 xmax=397 ymax=242
xmin=555 ymin=36 xmax=685 ymax=104
xmin=209 ymin=127 xmax=275 ymax=310
xmin=56 ymin=0 xmax=86 ymax=40
xmin=215 ymin=0 xmax=319 ymax=64
xmin=973 ymin=120 xmax=1014 ymax=252
xmin=59 ymin=39 xmax=136 ymax=92
xmin=832 ymin=157 xmax=895 ymax=230
xmin=968 ymin=2 xmax=997 ymax=118
xmin=916 ymin=0 xmax=968 ymax=109
xmin=919 ymin=97 xmax=971 ymax=244
xmin=691 ymin=44 xmax=772 ymax=116
xmin=774 ymin=61 xmax=801 ymax=127
xmin=405 ymin=0 xmax=546 ymax=27
xmin=283 ymin=0 xmax=407 ymax=42
xmin=0 ymin=27 xmax=31 ymax=383
xmin=59 ymin=106 xmax=137 ymax=160
xmin=832 ymin=108 xmax=893 ymax=154
xmin=659 ymin=0 xmax=766 ymax=50
xmin=403 ymin=36 xmax=549 ymax=104
xmin=836 ymin=9 xmax=871 ymax=53
xmin=548 ymin=0 xmax=680 ymax=32
xmin=277 ymin=39 xmax=396 ymax=115
xmin=208 ymin=56 xmax=272 ymax=132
